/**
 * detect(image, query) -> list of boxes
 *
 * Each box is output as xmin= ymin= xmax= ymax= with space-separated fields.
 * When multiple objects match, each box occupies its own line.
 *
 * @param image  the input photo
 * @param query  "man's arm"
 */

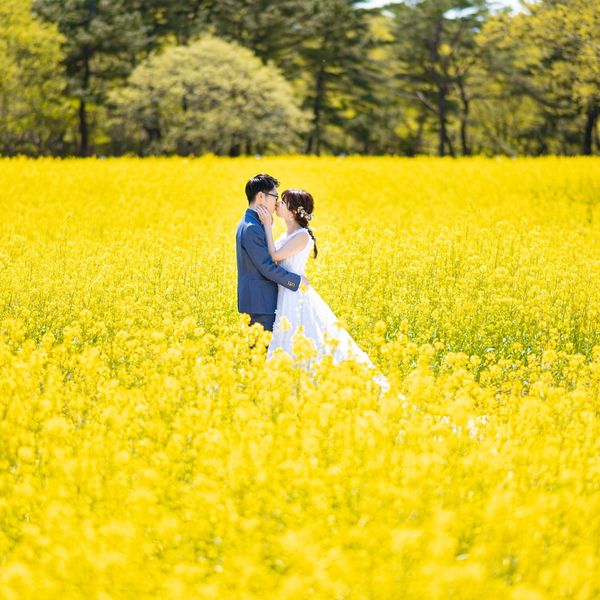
xmin=244 ymin=224 xmax=302 ymax=291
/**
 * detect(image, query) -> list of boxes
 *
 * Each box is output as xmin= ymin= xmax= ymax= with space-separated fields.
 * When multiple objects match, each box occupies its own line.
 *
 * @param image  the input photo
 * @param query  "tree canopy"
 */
xmin=0 ymin=0 xmax=67 ymax=155
xmin=0 ymin=0 xmax=595 ymax=156
xmin=108 ymin=35 xmax=308 ymax=156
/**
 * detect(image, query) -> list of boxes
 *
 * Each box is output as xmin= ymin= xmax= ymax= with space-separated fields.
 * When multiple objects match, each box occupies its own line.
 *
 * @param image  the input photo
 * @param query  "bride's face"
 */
xmin=276 ymin=200 xmax=293 ymax=220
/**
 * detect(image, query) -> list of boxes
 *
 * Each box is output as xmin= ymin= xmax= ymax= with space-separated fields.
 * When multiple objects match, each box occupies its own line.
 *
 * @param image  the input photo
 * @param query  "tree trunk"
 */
xmin=458 ymin=78 xmax=470 ymax=156
xmin=429 ymin=17 xmax=447 ymax=157
xmin=306 ymin=65 xmax=326 ymax=155
xmin=583 ymin=101 xmax=598 ymax=155
xmin=79 ymin=0 xmax=95 ymax=157
xmin=444 ymin=126 xmax=455 ymax=158
xmin=411 ymin=111 xmax=426 ymax=156
xmin=79 ymin=97 xmax=88 ymax=157
xmin=79 ymin=45 xmax=92 ymax=156
xmin=437 ymin=86 xmax=448 ymax=157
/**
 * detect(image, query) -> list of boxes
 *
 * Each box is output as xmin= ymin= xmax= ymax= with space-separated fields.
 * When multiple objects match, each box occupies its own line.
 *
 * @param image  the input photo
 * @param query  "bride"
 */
xmin=256 ymin=189 xmax=388 ymax=390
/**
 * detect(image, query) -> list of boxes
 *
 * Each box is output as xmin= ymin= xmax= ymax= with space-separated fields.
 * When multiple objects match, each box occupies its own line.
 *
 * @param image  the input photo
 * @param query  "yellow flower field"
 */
xmin=0 ymin=156 xmax=599 ymax=599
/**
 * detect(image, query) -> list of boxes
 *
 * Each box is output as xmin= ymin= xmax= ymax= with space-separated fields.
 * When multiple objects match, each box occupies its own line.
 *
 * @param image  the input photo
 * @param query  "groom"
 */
xmin=236 ymin=173 xmax=309 ymax=332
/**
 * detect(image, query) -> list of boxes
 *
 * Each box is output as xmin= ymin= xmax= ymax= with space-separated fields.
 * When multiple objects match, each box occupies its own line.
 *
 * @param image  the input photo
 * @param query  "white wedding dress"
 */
xmin=267 ymin=228 xmax=389 ymax=391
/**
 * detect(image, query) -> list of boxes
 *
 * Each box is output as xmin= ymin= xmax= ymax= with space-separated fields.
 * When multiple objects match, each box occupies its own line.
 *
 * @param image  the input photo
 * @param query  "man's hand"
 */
xmin=256 ymin=205 xmax=273 ymax=227
xmin=301 ymin=275 xmax=310 ymax=288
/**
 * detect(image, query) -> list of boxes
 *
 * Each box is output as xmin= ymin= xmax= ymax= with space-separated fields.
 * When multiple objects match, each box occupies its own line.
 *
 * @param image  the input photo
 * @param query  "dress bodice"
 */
xmin=275 ymin=228 xmax=314 ymax=277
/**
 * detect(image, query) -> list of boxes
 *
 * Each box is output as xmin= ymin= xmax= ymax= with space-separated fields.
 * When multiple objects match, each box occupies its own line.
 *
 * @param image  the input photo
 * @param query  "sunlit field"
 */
xmin=0 ymin=156 xmax=599 ymax=599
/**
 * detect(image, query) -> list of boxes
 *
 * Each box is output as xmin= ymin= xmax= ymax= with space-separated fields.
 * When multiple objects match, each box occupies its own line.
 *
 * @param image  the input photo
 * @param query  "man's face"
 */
xmin=260 ymin=188 xmax=279 ymax=213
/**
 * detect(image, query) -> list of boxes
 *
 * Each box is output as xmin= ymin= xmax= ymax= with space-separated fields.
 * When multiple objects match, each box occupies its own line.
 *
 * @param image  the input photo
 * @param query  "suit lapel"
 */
xmin=246 ymin=208 xmax=263 ymax=228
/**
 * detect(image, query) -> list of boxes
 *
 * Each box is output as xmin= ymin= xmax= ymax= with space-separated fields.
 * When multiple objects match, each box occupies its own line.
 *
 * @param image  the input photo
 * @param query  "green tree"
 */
xmin=206 ymin=0 xmax=381 ymax=155
xmin=478 ymin=0 xmax=600 ymax=155
xmin=524 ymin=0 xmax=599 ymax=154
xmin=0 ymin=0 xmax=67 ymax=155
xmin=132 ymin=0 xmax=213 ymax=47
xmin=389 ymin=0 xmax=488 ymax=156
xmin=297 ymin=0 xmax=380 ymax=155
xmin=108 ymin=35 xmax=308 ymax=156
xmin=34 ymin=0 xmax=148 ymax=156
xmin=203 ymin=0 xmax=306 ymax=71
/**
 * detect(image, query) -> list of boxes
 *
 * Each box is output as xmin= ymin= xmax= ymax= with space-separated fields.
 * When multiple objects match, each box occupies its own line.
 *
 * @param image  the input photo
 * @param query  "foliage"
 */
xmin=33 ymin=0 xmax=148 ymax=155
xmin=477 ymin=0 xmax=600 ymax=155
xmin=0 ymin=0 xmax=68 ymax=155
xmin=108 ymin=35 xmax=308 ymax=156
xmin=389 ymin=0 xmax=489 ymax=156
xmin=1 ymin=1 xmax=598 ymax=156
xmin=293 ymin=0 xmax=380 ymax=155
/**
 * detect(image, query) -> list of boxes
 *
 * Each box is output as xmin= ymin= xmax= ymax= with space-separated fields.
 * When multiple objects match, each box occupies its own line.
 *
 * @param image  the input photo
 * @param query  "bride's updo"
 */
xmin=282 ymin=189 xmax=318 ymax=259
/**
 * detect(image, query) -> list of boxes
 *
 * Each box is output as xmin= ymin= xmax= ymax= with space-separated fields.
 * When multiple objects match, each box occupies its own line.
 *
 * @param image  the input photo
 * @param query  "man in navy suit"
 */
xmin=236 ymin=173 xmax=309 ymax=332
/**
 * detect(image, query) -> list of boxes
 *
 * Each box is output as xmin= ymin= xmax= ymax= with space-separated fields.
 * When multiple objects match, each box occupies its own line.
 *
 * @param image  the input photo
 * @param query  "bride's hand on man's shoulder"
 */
xmin=256 ymin=205 xmax=273 ymax=227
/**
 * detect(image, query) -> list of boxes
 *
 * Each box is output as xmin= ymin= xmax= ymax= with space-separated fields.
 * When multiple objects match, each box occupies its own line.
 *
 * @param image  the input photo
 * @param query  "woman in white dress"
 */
xmin=256 ymin=190 xmax=388 ymax=390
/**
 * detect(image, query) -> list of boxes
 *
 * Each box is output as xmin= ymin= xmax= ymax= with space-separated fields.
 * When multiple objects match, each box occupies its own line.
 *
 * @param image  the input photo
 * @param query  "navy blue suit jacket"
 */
xmin=236 ymin=208 xmax=301 ymax=315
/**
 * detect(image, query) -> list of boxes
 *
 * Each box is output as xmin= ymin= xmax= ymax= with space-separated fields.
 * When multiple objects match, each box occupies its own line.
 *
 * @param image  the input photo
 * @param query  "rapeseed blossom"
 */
xmin=0 ymin=156 xmax=598 ymax=598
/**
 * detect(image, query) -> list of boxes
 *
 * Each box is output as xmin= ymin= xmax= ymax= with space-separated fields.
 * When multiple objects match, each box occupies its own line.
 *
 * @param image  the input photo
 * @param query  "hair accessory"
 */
xmin=297 ymin=206 xmax=313 ymax=221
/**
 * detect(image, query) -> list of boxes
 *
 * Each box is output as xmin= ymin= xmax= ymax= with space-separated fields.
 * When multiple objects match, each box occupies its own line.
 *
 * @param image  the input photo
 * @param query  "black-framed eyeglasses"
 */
xmin=264 ymin=191 xmax=279 ymax=200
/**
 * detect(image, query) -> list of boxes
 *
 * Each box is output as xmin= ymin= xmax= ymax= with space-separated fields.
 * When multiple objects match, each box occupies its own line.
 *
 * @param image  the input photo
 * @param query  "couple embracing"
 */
xmin=236 ymin=174 xmax=387 ymax=387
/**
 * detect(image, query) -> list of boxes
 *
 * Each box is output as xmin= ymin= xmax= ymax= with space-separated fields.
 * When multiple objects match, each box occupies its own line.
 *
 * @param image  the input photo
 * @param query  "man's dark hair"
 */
xmin=245 ymin=174 xmax=279 ymax=204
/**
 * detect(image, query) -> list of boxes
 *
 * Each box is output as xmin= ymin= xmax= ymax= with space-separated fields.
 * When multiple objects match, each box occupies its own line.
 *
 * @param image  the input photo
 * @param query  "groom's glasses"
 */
xmin=264 ymin=191 xmax=279 ymax=200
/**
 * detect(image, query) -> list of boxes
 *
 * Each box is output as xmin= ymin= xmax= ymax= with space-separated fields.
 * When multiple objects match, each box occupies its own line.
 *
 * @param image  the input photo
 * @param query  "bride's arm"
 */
xmin=262 ymin=220 xmax=279 ymax=260
xmin=254 ymin=205 xmax=278 ymax=259
xmin=270 ymin=232 xmax=308 ymax=261
xmin=256 ymin=207 xmax=309 ymax=262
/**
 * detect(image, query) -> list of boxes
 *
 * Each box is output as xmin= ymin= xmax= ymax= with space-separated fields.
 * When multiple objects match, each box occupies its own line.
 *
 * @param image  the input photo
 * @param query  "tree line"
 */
xmin=1 ymin=0 xmax=598 ymax=157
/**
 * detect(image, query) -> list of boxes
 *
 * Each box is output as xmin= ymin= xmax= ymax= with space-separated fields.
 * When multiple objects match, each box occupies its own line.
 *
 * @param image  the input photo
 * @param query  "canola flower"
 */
xmin=0 ymin=156 xmax=598 ymax=599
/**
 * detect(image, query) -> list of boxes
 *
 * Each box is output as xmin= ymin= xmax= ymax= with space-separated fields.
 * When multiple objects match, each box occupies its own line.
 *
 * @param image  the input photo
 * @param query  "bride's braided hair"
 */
xmin=281 ymin=189 xmax=318 ymax=259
